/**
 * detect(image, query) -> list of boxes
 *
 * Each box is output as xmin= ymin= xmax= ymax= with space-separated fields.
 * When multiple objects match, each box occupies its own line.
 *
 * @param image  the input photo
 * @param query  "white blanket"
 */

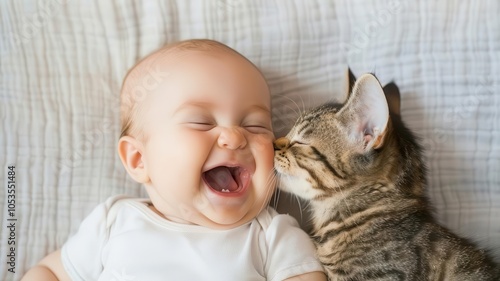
xmin=1 ymin=0 xmax=499 ymax=280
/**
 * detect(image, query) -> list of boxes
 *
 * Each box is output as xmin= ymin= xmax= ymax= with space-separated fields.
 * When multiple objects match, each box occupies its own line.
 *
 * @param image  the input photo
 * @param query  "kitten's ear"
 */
xmin=348 ymin=67 xmax=357 ymax=96
xmin=383 ymin=82 xmax=401 ymax=116
xmin=341 ymin=74 xmax=389 ymax=150
xmin=343 ymin=67 xmax=357 ymax=100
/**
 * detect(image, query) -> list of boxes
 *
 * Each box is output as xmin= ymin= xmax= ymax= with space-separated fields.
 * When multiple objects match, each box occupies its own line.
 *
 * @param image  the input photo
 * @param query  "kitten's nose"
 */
xmin=274 ymin=137 xmax=290 ymax=150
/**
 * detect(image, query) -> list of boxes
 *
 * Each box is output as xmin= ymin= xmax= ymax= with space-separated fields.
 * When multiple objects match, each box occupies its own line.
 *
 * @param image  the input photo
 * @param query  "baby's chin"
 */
xmin=151 ymin=203 xmax=258 ymax=229
xmin=195 ymin=173 xmax=274 ymax=229
xmin=194 ymin=204 xmax=264 ymax=230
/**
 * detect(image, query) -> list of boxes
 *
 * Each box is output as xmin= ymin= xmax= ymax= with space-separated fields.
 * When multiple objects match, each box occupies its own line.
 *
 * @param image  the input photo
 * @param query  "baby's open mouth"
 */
xmin=203 ymin=166 xmax=249 ymax=193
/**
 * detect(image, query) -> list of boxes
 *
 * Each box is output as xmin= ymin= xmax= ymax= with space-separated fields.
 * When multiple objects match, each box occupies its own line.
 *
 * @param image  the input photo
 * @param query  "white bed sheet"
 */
xmin=1 ymin=0 xmax=499 ymax=280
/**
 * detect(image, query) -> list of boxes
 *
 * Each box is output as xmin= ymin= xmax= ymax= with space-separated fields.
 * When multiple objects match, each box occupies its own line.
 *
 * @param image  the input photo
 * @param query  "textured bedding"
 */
xmin=1 ymin=0 xmax=499 ymax=280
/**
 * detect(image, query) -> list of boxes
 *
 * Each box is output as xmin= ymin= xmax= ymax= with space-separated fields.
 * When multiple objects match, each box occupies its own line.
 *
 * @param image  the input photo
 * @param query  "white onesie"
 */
xmin=61 ymin=195 xmax=324 ymax=281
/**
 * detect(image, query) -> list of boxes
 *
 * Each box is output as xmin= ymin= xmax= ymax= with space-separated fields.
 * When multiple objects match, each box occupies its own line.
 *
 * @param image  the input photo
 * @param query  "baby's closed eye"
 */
xmin=184 ymin=117 xmax=216 ymax=130
xmin=242 ymin=122 xmax=272 ymax=134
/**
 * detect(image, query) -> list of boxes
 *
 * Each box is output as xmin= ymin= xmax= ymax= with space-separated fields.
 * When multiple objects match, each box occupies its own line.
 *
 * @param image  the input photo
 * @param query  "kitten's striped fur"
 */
xmin=274 ymin=72 xmax=500 ymax=280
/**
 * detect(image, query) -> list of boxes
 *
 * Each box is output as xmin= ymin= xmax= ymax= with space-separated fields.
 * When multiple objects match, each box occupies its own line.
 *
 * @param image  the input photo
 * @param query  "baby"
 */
xmin=22 ymin=39 xmax=326 ymax=281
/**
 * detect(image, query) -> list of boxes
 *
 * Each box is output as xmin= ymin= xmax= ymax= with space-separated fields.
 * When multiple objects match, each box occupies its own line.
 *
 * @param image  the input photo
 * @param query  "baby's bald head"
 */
xmin=119 ymin=39 xmax=265 ymax=142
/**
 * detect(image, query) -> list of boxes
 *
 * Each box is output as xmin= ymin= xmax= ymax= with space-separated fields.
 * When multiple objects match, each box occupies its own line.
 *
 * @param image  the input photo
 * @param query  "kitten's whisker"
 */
xmin=261 ymin=170 xmax=278 ymax=211
xmin=296 ymin=194 xmax=304 ymax=221
xmin=286 ymin=175 xmax=302 ymax=217
xmin=273 ymin=172 xmax=281 ymax=208
xmin=284 ymin=105 xmax=301 ymax=119
xmin=276 ymin=94 xmax=304 ymax=118
xmin=274 ymin=190 xmax=281 ymax=209
xmin=298 ymin=94 xmax=306 ymax=117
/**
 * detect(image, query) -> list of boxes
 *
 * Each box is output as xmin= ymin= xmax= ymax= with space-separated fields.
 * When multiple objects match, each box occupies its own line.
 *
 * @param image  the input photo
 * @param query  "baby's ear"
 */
xmin=340 ymin=74 xmax=389 ymax=151
xmin=117 ymin=136 xmax=150 ymax=183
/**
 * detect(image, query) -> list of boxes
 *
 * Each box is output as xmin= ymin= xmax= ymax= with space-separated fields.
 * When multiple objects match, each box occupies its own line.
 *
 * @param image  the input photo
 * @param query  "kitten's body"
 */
xmin=274 ymin=73 xmax=500 ymax=280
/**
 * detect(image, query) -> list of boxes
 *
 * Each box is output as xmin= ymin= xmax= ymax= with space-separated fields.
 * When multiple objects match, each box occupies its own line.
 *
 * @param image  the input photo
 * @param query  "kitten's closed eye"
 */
xmin=274 ymin=137 xmax=308 ymax=150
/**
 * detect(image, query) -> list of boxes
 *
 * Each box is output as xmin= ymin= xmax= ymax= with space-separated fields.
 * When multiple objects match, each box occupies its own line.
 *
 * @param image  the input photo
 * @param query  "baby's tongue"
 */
xmin=205 ymin=167 xmax=239 ymax=192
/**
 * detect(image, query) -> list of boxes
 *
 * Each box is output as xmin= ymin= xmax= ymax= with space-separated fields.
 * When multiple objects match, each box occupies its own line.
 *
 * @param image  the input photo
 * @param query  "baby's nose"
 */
xmin=218 ymin=127 xmax=247 ymax=150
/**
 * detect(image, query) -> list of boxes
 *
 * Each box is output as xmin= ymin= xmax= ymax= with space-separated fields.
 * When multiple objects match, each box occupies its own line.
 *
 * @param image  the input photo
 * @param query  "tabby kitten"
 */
xmin=274 ymin=72 xmax=500 ymax=280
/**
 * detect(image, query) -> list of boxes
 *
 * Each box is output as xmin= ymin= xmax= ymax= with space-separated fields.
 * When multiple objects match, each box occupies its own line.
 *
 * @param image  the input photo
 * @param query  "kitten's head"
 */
xmin=274 ymin=73 xmax=402 ymax=201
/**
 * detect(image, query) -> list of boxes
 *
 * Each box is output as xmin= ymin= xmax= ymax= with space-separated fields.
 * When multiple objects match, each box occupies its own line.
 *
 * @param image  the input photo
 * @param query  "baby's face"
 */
xmin=137 ymin=50 xmax=275 ymax=229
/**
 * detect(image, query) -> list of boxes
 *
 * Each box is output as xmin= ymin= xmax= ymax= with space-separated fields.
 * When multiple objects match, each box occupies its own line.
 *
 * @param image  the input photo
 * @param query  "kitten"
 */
xmin=274 ymin=71 xmax=500 ymax=280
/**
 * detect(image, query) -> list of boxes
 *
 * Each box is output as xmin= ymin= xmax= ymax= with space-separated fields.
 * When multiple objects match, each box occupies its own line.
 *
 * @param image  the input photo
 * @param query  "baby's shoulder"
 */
xmin=252 ymin=207 xmax=323 ymax=278
xmin=89 ymin=195 xmax=149 ymax=228
xmin=102 ymin=194 xmax=146 ymax=209
xmin=254 ymin=206 xmax=301 ymax=234
xmin=98 ymin=195 xmax=144 ymax=213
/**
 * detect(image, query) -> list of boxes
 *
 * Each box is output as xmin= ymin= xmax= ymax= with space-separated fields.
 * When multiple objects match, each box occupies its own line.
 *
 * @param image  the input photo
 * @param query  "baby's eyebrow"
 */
xmin=245 ymin=105 xmax=272 ymax=119
xmin=173 ymin=101 xmax=212 ymax=115
xmin=249 ymin=104 xmax=271 ymax=114
xmin=174 ymin=102 xmax=271 ymax=115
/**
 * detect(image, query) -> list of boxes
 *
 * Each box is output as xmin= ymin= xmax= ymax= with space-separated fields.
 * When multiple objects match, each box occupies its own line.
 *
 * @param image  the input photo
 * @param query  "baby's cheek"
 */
xmin=251 ymin=133 xmax=273 ymax=148
xmin=250 ymin=134 xmax=274 ymax=164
